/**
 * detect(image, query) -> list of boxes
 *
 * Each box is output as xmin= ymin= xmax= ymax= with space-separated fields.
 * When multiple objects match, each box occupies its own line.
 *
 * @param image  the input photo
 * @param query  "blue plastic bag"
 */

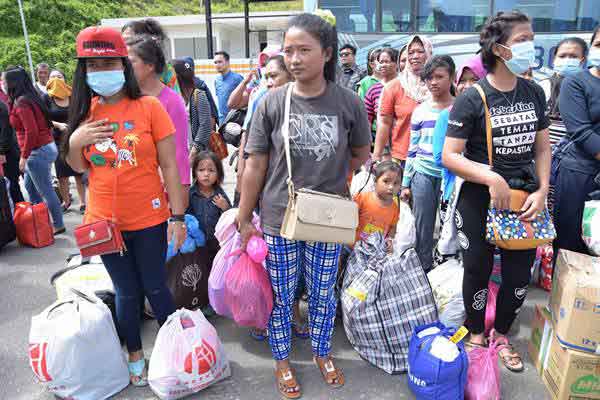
xmin=166 ymin=214 xmax=206 ymax=261
xmin=408 ymin=322 xmax=469 ymax=400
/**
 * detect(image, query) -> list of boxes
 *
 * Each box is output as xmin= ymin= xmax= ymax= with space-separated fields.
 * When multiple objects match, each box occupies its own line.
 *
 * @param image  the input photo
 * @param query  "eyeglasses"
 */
xmin=339 ymin=52 xmax=353 ymax=57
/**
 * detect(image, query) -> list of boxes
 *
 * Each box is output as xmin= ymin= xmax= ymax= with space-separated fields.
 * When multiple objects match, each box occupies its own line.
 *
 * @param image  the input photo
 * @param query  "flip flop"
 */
xmin=250 ymin=329 xmax=268 ymax=341
xmin=275 ymin=368 xmax=301 ymax=399
xmin=313 ymin=356 xmax=345 ymax=389
xmin=128 ymin=359 xmax=148 ymax=387
xmin=499 ymin=343 xmax=525 ymax=373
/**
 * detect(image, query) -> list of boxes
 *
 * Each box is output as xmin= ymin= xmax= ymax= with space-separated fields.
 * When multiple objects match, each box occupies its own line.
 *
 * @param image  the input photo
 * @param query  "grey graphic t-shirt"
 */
xmin=245 ymin=82 xmax=371 ymax=236
xmin=446 ymin=77 xmax=550 ymax=177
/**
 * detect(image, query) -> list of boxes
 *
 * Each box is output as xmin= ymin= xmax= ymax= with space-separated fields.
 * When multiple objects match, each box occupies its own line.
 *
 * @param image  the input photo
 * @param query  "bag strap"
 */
xmin=282 ymin=83 xmax=295 ymax=196
xmin=473 ymin=83 xmax=493 ymax=167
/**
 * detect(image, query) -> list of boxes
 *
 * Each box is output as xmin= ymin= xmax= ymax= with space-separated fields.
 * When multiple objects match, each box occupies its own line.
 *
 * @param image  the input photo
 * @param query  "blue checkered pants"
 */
xmin=264 ymin=234 xmax=341 ymax=361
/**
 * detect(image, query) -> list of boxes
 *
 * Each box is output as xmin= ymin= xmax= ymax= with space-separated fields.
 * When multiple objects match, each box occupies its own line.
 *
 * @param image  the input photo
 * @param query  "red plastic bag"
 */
xmin=465 ymin=333 xmax=508 ymax=400
xmin=538 ymin=244 xmax=553 ymax=291
xmin=14 ymin=202 xmax=54 ymax=248
xmin=223 ymin=250 xmax=273 ymax=329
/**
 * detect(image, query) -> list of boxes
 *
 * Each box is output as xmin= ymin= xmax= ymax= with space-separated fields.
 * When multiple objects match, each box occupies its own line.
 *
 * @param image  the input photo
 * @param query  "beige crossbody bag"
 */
xmin=279 ymin=84 xmax=359 ymax=245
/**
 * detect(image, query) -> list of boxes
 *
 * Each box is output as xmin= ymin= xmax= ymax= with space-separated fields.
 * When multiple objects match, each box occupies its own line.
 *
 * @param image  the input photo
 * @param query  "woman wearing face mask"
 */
xmin=238 ymin=13 xmax=370 ymax=398
xmin=5 ymin=67 xmax=65 ymax=234
xmin=127 ymin=35 xmax=191 ymax=187
xmin=44 ymin=71 xmax=86 ymax=213
xmin=442 ymin=11 xmax=551 ymax=372
xmin=357 ymin=48 xmax=383 ymax=100
xmin=64 ymin=26 xmax=186 ymax=386
xmin=553 ymin=27 xmax=600 ymax=256
xmin=374 ymin=36 xmax=433 ymax=164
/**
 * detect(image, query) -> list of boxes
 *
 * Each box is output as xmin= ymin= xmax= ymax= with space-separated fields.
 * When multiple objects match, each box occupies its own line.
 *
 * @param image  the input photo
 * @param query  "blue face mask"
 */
xmin=86 ymin=70 xmax=125 ymax=97
xmin=499 ymin=41 xmax=536 ymax=75
xmin=553 ymin=57 xmax=583 ymax=76
xmin=587 ymin=48 xmax=600 ymax=68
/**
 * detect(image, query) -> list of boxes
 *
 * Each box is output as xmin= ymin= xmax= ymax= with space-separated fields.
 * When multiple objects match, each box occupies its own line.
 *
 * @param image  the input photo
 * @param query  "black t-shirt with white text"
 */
xmin=446 ymin=77 xmax=549 ymax=177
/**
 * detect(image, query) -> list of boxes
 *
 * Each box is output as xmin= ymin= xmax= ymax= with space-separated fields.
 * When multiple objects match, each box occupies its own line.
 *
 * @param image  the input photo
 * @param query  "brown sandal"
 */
xmin=499 ymin=344 xmax=524 ymax=373
xmin=275 ymin=368 xmax=302 ymax=399
xmin=314 ymin=356 xmax=345 ymax=388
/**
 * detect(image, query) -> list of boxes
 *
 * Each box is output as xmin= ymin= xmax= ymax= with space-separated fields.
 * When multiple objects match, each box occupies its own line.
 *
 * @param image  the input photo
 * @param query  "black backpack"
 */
xmin=218 ymin=108 xmax=247 ymax=147
xmin=0 ymin=177 xmax=16 ymax=250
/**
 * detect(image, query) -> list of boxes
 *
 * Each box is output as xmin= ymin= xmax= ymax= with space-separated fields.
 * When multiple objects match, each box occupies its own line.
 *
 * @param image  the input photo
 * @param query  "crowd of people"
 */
xmin=1 ymin=7 xmax=599 ymax=399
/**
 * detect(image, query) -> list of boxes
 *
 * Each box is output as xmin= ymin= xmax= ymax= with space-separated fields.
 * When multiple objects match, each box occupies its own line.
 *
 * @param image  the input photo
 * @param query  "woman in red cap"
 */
xmin=64 ymin=26 xmax=187 ymax=386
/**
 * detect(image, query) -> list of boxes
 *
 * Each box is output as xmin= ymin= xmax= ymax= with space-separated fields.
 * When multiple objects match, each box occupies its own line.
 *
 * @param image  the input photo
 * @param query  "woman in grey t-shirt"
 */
xmin=237 ymin=13 xmax=370 ymax=399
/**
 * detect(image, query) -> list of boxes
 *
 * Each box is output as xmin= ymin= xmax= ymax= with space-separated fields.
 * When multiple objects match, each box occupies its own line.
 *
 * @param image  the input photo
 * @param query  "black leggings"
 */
xmin=456 ymin=182 xmax=536 ymax=335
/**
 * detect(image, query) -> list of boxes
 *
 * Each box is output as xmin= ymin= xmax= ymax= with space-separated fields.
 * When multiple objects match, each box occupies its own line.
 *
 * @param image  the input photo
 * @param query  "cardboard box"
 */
xmin=550 ymin=250 xmax=600 ymax=353
xmin=528 ymin=304 xmax=553 ymax=375
xmin=543 ymin=335 xmax=600 ymax=400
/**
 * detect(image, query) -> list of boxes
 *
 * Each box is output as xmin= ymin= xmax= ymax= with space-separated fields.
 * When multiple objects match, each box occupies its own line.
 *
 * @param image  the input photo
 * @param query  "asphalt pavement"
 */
xmin=0 ymin=157 xmax=551 ymax=399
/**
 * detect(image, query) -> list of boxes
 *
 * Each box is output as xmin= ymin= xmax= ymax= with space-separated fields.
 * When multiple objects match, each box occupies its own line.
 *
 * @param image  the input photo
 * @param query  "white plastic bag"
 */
xmin=51 ymin=254 xmax=113 ymax=300
xmin=350 ymin=168 xmax=375 ymax=197
xmin=29 ymin=290 xmax=128 ymax=400
xmin=427 ymin=259 xmax=465 ymax=329
xmin=149 ymin=308 xmax=230 ymax=400
xmin=394 ymin=201 xmax=417 ymax=254
xmin=582 ymin=200 xmax=600 ymax=256
xmin=437 ymin=177 xmax=464 ymax=257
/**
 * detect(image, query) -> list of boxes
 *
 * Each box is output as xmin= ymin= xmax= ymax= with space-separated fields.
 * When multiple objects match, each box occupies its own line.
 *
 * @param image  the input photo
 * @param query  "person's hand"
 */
xmin=167 ymin=220 xmax=187 ymax=251
xmin=55 ymin=122 xmax=68 ymax=132
xmin=236 ymin=218 xmax=261 ymax=250
xmin=213 ymin=194 xmax=230 ymax=211
xmin=400 ymin=188 xmax=412 ymax=203
xmin=385 ymin=237 xmax=394 ymax=253
xmin=189 ymin=146 xmax=198 ymax=162
xmin=244 ymin=69 xmax=257 ymax=84
xmin=69 ymin=119 xmax=114 ymax=149
xmin=488 ymin=173 xmax=511 ymax=210
xmin=519 ymin=190 xmax=547 ymax=221
xmin=19 ymin=157 xmax=26 ymax=173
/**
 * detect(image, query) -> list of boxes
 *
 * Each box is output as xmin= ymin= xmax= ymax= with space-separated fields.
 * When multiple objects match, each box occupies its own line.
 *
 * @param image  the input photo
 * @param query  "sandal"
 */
xmin=499 ymin=343 xmax=524 ymax=373
xmin=128 ymin=358 xmax=148 ymax=387
xmin=292 ymin=321 xmax=310 ymax=339
xmin=314 ymin=356 xmax=345 ymax=389
xmin=275 ymin=367 xmax=301 ymax=399
xmin=61 ymin=202 xmax=71 ymax=213
xmin=250 ymin=328 xmax=268 ymax=341
xmin=464 ymin=336 xmax=488 ymax=352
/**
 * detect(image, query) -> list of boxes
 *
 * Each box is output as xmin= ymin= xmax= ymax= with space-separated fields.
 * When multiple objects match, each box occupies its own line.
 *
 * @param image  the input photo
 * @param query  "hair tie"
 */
xmin=313 ymin=9 xmax=336 ymax=27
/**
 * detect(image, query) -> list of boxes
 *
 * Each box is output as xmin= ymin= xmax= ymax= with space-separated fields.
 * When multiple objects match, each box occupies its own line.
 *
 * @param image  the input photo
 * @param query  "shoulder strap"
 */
xmin=282 ymin=83 xmax=294 ymax=189
xmin=473 ymin=83 xmax=493 ymax=167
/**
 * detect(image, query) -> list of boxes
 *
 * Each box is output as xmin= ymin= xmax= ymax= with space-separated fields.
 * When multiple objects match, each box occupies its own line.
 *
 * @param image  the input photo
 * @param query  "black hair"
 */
xmin=367 ymin=48 xmax=382 ymax=75
xmin=287 ymin=13 xmax=338 ymax=82
xmin=479 ymin=11 xmax=531 ymax=72
xmin=63 ymin=58 xmax=141 ymax=159
xmin=4 ymin=67 xmax=52 ymax=127
xmin=191 ymin=150 xmax=225 ymax=186
xmin=122 ymin=19 xmax=167 ymax=42
xmin=340 ymin=44 xmax=357 ymax=55
xmin=126 ymin=35 xmax=167 ymax=75
xmin=398 ymin=45 xmax=407 ymax=60
xmin=172 ymin=58 xmax=196 ymax=100
xmin=374 ymin=160 xmax=402 ymax=182
xmin=591 ymin=25 xmax=600 ymax=46
xmin=547 ymin=37 xmax=589 ymax=120
xmin=377 ymin=47 xmax=399 ymax=63
xmin=214 ymin=51 xmax=230 ymax=61
xmin=420 ymin=55 xmax=456 ymax=81
xmin=266 ymin=55 xmax=292 ymax=78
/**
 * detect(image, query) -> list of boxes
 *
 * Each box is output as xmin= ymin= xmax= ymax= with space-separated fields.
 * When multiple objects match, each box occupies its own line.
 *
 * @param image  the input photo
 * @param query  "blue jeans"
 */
xmin=24 ymin=142 xmax=63 ymax=229
xmin=410 ymin=171 xmax=442 ymax=272
xmin=101 ymin=222 xmax=176 ymax=352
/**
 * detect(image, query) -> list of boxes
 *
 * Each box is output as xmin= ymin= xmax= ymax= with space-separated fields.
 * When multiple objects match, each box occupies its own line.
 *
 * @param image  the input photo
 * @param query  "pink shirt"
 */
xmin=158 ymin=86 xmax=191 ymax=185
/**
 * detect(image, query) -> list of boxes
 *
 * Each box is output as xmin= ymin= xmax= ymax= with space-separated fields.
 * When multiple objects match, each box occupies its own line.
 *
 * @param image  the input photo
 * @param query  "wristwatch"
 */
xmin=168 ymin=215 xmax=185 ymax=224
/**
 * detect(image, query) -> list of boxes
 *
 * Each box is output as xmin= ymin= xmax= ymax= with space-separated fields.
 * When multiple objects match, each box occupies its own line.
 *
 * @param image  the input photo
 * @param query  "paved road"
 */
xmin=0 ymin=156 xmax=551 ymax=399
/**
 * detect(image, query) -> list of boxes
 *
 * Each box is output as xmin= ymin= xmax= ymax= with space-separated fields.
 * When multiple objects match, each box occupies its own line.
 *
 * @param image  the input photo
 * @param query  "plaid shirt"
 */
xmin=342 ymin=233 xmax=438 ymax=374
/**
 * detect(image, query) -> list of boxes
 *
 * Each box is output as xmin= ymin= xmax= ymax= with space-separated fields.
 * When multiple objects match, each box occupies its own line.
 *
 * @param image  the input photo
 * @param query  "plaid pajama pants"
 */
xmin=264 ymin=233 xmax=341 ymax=361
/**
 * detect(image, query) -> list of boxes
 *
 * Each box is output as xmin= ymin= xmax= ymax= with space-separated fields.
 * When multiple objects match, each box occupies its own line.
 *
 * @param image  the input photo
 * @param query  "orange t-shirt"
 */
xmin=379 ymin=79 xmax=418 ymax=160
xmin=83 ymin=96 xmax=175 ymax=231
xmin=353 ymin=191 xmax=400 ymax=245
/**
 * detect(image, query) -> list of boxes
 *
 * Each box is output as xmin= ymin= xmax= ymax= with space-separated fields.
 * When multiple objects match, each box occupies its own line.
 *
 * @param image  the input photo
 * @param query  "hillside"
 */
xmin=0 ymin=0 xmax=302 ymax=77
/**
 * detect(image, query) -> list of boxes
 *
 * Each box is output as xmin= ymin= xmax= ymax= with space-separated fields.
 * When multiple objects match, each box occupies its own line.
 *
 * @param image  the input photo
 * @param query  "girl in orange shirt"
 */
xmin=353 ymin=160 xmax=402 ymax=251
xmin=64 ymin=26 xmax=186 ymax=387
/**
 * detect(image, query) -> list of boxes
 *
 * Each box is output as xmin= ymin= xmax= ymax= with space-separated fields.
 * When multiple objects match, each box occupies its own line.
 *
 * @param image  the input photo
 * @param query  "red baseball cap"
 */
xmin=76 ymin=26 xmax=128 ymax=58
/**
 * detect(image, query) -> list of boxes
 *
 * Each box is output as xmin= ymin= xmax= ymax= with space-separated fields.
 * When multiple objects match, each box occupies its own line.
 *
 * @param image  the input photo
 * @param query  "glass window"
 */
xmin=174 ymin=37 xmax=216 ymax=59
xmin=494 ymin=0 xmax=600 ymax=32
xmin=382 ymin=0 xmax=412 ymax=32
xmin=417 ymin=0 xmax=489 ymax=32
xmin=320 ymin=0 xmax=376 ymax=32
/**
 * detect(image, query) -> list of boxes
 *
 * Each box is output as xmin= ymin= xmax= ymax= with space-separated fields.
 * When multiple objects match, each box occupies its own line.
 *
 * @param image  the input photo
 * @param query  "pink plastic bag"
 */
xmin=484 ymin=280 xmax=499 ymax=336
xmin=247 ymin=236 xmax=268 ymax=263
xmin=465 ymin=334 xmax=508 ymax=400
xmin=224 ymin=250 xmax=273 ymax=329
xmin=209 ymin=209 xmax=261 ymax=318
